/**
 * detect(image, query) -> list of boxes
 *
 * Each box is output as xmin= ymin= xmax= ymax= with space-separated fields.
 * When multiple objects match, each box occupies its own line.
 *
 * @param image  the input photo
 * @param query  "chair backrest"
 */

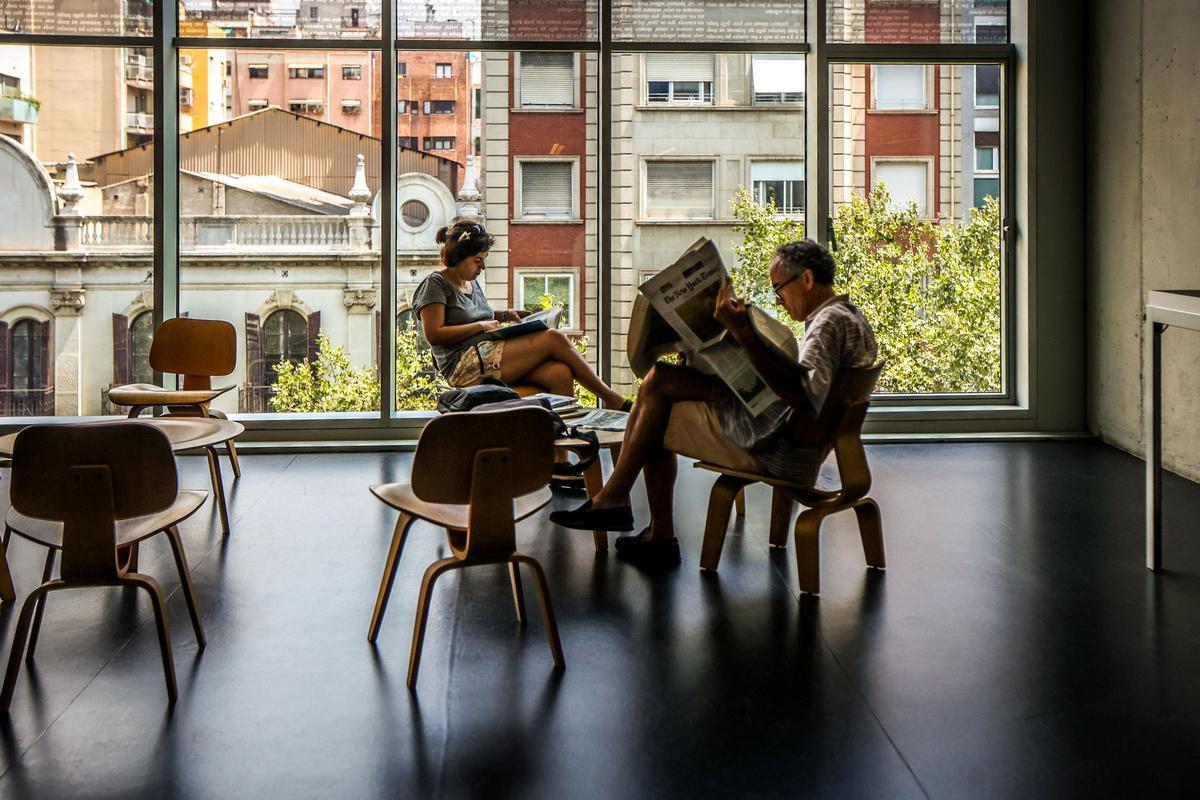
xmin=783 ymin=361 xmax=885 ymax=447
xmin=148 ymin=318 xmax=237 ymax=386
xmin=10 ymin=423 xmax=179 ymax=579
xmin=784 ymin=362 xmax=884 ymax=503
xmin=412 ymin=408 xmax=556 ymax=559
xmin=412 ymin=407 xmax=555 ymax=504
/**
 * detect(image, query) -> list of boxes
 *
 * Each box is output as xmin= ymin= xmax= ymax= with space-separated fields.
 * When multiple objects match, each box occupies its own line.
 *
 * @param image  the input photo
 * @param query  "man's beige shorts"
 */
xmin=662 ymin=401 xmax=763 ymax=473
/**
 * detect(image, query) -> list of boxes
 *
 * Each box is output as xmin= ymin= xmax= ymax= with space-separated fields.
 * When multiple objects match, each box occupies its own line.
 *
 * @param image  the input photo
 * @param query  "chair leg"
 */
xmin=368 ymin=513 xmax=415 ymax=643
xmin=0 ymin=535 xmax=14 ymax=604
xmin=26 ymin=549 xmax=57 ymax=662
xmin=512 ymin=554 xmax=565 ymax=669
xmin=124 ymin=574 xmax=178 ymax=704
xmin=407 ymin=558 xmax=461 ymax=690
xmin=699 ymin=475 xmax=748 ymax=572
xmin=794 ymin=509 xmax=828 ymax=596
xmin=1 ymin=585 xmax=51 ymax=713
xmin=164 ymin=526 xmax=206 ymax=648
xmin=508 ymin=560 xmax=527 ymax=625
xmin=118 ymin=542 xmax=139 ymax=572
xmin=854 ymin=498 xmax=887 ymax=570
xmin=734 ymin=489 xmax=746 ymax=516
xmin=581 ymin=456 xmax=608 ymax=552
xmin=769 ymin=489 xmax=795 ymax=548
xmin=225 ymin=440 xmax=242 ymax=479
xmin=205 ymin=446 xmax=231 ymax=536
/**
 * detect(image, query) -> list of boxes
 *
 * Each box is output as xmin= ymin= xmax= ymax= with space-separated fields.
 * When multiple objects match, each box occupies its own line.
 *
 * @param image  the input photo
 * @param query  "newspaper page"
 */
xmin=636 ymin=238 xmax=797 ymax=416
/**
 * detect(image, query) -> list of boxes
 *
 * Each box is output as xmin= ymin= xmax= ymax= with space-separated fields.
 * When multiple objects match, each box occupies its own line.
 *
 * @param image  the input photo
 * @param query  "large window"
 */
xmin=2 ymin=4 xmax=1015 ymax=428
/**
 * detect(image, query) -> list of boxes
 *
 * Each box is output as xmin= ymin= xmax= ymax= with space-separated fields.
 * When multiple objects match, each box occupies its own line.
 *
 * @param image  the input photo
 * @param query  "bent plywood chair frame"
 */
xmin=1 ymin=423 xmax=207 ymax=711
xmin=367 ymin=406 xmax=564 ymax=689
xmin=695 ymin=362 xmax=887 ymax=596
xmin=108 ymin=317 xmax=243 ymax=479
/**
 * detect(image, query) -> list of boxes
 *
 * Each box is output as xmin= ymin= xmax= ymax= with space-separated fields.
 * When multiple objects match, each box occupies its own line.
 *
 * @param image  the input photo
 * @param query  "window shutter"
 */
xmin=0 ymin=321 xmax=9 ymax=416
xmin=245 ymin=311 xmax=264 ymax=385
xmin=875 ymin=162 xmax=928 ymax=215
xmin=645 ymin=53 xmax=713 ymax=83
xmin=112 ymin=314 xmax=131 ymax=385
xmin=645 ymin=161 xmax=714 ymax=218
xmin=875 ymin=65 xmax=927 ymax=110
xmin=39 ymin=321 xmax=50 ymax=391
xmin=520 ymin=52 xmax=574 ymax=107
xmin=306 ymin=310 xmax=321 ymax=363
xmin=521 ymin=162 xmax=573 ymax=217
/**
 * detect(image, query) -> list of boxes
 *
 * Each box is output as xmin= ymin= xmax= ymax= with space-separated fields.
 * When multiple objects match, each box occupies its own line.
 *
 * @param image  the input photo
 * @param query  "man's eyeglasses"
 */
xmin=772 ymin=275 xmax=799 ymax=299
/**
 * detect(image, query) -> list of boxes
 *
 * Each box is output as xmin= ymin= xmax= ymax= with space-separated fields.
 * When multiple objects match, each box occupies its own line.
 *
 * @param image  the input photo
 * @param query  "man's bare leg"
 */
xmin=591 ymin=362 xmax=720 ymax=511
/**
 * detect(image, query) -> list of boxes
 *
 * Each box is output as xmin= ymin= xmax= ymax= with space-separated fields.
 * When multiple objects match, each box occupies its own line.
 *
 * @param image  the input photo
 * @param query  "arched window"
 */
xmin=263 ymin=309 xmax=308 ymax=384
xmin=130 ymin=312 xmax=155 ymax=385
xmin=2 ymin=318 xmax=51 ymax=416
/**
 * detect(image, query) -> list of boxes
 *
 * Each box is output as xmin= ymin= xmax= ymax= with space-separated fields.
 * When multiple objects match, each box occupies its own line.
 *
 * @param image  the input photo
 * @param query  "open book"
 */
xmin=628 ymin=238 xmax=798 ymax=416
xmin=484 ymin=305 xmax=564 ymax=341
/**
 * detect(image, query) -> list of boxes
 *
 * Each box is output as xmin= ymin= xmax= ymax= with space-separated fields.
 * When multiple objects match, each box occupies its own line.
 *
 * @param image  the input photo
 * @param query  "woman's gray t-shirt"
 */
xmin=411 ymin=271 xmax=496 ymax=378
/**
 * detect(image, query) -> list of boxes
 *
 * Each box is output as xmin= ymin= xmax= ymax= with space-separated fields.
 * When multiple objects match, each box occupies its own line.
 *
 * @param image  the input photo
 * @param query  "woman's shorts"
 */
xmin=446 ymin=340 xmax=506 ymax=387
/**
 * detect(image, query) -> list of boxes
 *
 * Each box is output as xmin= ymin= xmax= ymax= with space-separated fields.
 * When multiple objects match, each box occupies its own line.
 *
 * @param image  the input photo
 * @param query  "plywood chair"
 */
xmin=108 ymin=317 xmax=242 ymax=478
xmin=1 ymin=423 xmax=207 ymax=711
xmin=695 ymin=362 xmax=887 ymax=596
xmin=367 ymin=406 xmax=564 ymax=689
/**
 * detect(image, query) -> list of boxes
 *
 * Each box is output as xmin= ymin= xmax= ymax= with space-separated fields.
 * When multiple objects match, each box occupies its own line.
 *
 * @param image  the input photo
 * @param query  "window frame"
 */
xmin=1 ymin=2 xmax=1044 ymax=438
xmin=750 ymin=159 xmax=806 ymax=217
xmin=870 ymin=156 xmax=935 ymax=218
xmin=341 ymin=64 xmax=362 ymax=80
xmin=514 ymin=51 xmax=579 ymax=111
xmin=871 ymin=63 xmax=934 ymax=112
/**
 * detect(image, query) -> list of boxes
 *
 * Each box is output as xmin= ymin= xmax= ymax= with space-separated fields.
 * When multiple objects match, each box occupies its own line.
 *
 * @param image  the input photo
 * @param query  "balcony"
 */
xmin=0 ymin=96 xmax=38 ymax=124
xmin=74 ymin=215 xmax=372 ymax=252
xmin=125 ymin=112 xmax=153 ymax=133
xmin=0 ymin=387 xmax=54 ymax=417
xmin=125 ymin=63 xmax=154 ymax=88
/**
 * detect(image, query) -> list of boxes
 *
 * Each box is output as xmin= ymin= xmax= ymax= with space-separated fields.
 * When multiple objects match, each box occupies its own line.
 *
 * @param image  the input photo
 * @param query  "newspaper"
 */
xmin=523 ymin=305 xmax=563 ymax=329
xmin=632 ymin=238 xmax=799 ymax=417
xmin=574 ymin=409 xmax=630 ymax=431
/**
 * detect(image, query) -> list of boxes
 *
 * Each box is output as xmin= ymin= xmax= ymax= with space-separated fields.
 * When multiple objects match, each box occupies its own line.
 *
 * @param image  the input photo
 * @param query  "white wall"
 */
xmin=1087 ymin=0 xmax=1200 ymax=479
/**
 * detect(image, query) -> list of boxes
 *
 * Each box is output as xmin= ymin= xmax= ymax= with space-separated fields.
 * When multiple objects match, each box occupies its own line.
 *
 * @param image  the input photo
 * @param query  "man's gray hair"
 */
xmin=775 ymin=239 xmax=836 ymax=285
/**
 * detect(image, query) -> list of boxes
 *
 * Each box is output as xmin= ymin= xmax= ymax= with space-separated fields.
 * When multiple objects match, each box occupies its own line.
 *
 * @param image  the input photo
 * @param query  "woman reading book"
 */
xmin=412 ymin=220 xmax=629 ymax=410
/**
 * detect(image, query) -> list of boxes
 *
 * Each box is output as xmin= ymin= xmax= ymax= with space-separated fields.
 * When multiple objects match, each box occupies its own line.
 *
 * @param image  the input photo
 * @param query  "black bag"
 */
xmin=435 ymin=379 xmax=520 ymax=413
xmin=454 ymin=394 xmax=602 ymax=478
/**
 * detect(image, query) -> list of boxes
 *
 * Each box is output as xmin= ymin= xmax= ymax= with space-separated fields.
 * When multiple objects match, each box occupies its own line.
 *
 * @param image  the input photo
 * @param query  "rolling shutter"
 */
xmin=521 ymin=162 xmax=573 ymax=218
xmin=645 ymin=53 xmax=713 ymax=83
xmin=306 ymin=310 xmax=322 ymax=363
xmin=38 ymin=321 xmax=50 ymax=390
xmin=645 ymin=161 xmax=714 ymax=218
xmin=520 ymin=52 xmax=574 ymax=107
xmin=0 ymin=321 xmax=9 ymax=416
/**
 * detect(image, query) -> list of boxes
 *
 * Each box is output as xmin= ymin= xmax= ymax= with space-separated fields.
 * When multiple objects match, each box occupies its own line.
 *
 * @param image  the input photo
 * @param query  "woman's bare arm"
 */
xmin=419 ymin=304 xmax=500 ymax=346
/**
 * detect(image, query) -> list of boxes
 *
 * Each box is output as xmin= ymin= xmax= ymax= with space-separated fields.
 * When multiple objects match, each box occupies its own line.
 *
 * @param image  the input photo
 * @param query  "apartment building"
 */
xmin=371 ymin=50 xmax=473 ymax=174
xmin=231 ymin=50 xmax=376 ymax=135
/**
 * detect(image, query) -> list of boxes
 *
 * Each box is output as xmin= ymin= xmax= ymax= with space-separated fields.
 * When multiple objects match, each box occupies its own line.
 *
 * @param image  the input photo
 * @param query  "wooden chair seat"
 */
xmin=107 ymin=384 xmax=232 ymax=407
xmin=6 ymin=490 xmax=207 ymax=551
xmin=696 ymin=362 xmax=887 ymax=596
xmin=694 ymin=462 xmax=841 ymax=508
xmin=370 ymin=484 xmax=552 ymax=531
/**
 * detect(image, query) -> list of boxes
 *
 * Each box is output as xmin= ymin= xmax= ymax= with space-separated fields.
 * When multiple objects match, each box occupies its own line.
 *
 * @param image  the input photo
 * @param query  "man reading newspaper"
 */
xmin=551 ymin=239 xmax=877 ymax=568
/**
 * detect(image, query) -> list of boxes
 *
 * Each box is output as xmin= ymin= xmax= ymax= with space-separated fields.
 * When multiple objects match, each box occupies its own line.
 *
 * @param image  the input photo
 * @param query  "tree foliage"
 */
xmin=729 ymin=185 xmax=1002 ymax=394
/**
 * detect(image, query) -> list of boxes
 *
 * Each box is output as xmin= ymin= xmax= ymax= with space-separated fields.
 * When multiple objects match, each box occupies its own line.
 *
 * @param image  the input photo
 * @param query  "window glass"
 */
xmin=395 ymin=0 xmax=598 ymax=41
xmin=645 ymin=161 xmax=714 ymax=219
xmin=751 ymin=161 xmax=805 ymax=215
xmin=832 ymin=62 xmax=1004 ymax=394
xmin=181 ymin=1 xmax=383 ymax=40
xmin=752 ymin=55 xmax=805 ymax=105
xmin=975 ymin=64 xmax=1000 ymax=108
xmin=1 ymin=0 xmax=152 ymax=36
xmin=614 ymin=0 xmax=803 ymax=43
xmin=829 ymin=0 xmax=1009 ymax=44
xmin=519 ymin=273 xmax=576 ymax=330
xmin=645 ymin=53 xmax=713 ymax=104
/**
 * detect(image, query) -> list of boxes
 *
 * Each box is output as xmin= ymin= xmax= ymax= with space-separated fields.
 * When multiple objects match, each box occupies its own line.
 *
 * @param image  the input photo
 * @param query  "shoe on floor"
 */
xmin=549 ymin=500 xmax=635 ymax=532
xmin=549 ymin=474 xmax=588 ymax=494
xmin=615 ymin=528 xmax=681 ymax=568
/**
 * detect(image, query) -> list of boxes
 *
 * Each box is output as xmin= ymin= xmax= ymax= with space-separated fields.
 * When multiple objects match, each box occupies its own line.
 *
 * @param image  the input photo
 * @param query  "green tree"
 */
xmin=729 ymin=184 xmax=1002 ymax=394
xmin=270 ymin=334 xmax=380 ymax=412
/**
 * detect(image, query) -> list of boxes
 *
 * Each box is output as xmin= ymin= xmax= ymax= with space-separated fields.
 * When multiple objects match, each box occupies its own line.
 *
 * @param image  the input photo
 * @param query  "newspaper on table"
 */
xmin=630 ymin=238 xmax=799 ymax=417
xmin=574 ymin=409 xmax=629 ymax=431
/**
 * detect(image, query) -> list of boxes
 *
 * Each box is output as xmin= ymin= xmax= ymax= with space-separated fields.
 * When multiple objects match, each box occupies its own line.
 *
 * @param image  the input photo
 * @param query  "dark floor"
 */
xmin=0 ymin=441 xmax=1198 ymax=798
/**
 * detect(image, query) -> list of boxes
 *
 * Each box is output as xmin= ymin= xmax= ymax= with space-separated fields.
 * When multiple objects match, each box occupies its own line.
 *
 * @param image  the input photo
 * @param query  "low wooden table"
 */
xmin=0 ymin=417 xmax=243 ymax=537
xmin=556 ymin=424 xmax=625 ymax=551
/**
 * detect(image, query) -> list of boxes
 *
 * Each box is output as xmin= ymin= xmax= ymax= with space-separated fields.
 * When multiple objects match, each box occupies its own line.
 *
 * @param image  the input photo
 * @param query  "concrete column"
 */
xmin=343 ymin=287 xmax=377 ymax=370
xmin=49 ymin=288 xmax=85 ymax=416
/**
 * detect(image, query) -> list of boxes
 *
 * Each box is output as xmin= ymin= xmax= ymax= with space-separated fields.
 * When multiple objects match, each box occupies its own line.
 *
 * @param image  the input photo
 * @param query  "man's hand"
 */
xmin=714 ymin=283 xmax=754 ymax=343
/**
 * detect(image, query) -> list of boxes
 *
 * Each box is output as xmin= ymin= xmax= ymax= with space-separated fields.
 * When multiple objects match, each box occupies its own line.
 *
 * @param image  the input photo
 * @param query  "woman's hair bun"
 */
xmin=434 ymin=226 xmax=449 ymax=244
